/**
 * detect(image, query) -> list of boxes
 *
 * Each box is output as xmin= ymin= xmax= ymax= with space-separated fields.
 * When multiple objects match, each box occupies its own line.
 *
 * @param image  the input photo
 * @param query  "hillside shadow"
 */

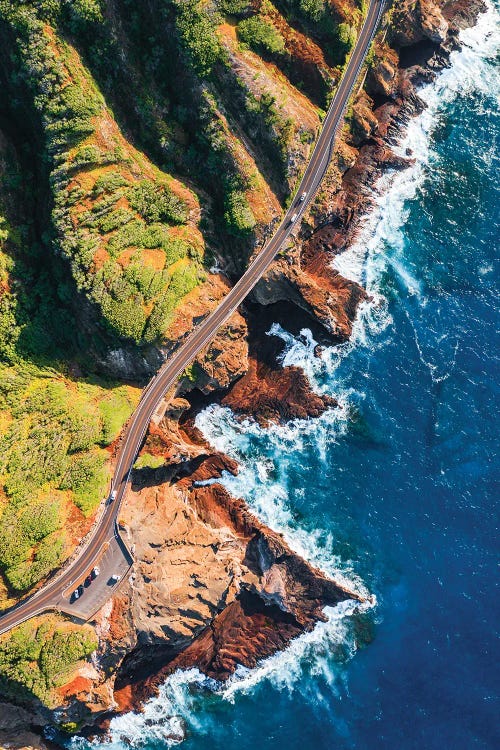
xmin=0 ymin=676 xmax=66 ymax=748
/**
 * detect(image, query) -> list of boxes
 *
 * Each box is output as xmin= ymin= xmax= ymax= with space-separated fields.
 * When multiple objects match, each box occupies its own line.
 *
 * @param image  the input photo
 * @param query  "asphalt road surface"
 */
xmin=0 ymin=0 xmax=385 ymax=636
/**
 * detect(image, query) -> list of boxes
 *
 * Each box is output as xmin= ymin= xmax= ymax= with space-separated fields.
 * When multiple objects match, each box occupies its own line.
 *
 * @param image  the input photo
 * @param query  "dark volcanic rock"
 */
xmin=222 ymin=356 xmax=336 ymax=425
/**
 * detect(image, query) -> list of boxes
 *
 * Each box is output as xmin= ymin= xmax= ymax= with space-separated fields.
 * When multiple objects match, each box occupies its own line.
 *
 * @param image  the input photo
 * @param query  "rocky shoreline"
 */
xmin=0 ymin=0 xmax=487 ymax=745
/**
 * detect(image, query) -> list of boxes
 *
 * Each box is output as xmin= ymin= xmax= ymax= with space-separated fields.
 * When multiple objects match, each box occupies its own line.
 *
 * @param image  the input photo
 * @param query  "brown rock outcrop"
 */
xmin=164 ymin=272 xmax=249 ymax=393
xmin=390 ymin=0 xmax=448 ymax=46
xmin=351 ymin=92 xmax=380 ymax=146
xmin=368 ymin=44 xmax=400 ymax=98
xmin=253 ymin=248 xmax=367 ymax=341
xmin=222 ymin=355 xmax=336 ymax=425
xmin=0 ymin=704 xmax=48 ymax=750
xmin=112 ymin=458 xmax=361 ymax=704
xmin=443 ymin=0 xmax=488 ymax=30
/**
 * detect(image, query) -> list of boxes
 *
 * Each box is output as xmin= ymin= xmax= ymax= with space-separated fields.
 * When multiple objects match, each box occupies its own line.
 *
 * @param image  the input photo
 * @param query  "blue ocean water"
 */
xmin=86 ymin=6 xmax=499 ymax=749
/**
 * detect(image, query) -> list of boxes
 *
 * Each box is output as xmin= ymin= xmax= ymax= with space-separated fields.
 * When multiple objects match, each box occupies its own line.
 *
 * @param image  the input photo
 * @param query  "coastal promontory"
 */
xmin=0 ymin=0 xmax=486 ymax=743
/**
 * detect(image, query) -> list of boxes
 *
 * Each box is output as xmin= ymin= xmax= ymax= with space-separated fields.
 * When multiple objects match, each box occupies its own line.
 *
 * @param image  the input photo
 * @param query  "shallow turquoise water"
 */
xmin=74 ymin=7 xmax=499 ymax=749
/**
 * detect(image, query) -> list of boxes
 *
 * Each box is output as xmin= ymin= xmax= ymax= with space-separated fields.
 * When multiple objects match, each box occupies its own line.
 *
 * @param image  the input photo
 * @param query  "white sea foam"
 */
xmin=100 ymin=669 xmax=210 ymax=748
xmin=195 ymin=401 xmax=368 ymax=594
xmin=267 ymin=296 xmax=391 ymax=396
xmin=221 ymin=598 xmax=372 ymax=701
xmin=99 ymin=599 xmax=371 ymax=748
xmin=333 ymin=0 xmax=500 ymax=293
xmin=94 ymin=7 xmax=498 ymax=747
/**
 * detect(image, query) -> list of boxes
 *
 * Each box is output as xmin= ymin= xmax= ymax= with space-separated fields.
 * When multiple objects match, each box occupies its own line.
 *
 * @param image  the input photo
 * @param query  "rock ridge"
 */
xmin=0 ymin=0 xmax=487 ymax=744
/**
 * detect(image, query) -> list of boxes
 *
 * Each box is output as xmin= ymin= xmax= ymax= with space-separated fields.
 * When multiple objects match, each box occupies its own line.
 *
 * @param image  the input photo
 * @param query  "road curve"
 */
xmin=0 ymin=0 xmax=385 ymax=636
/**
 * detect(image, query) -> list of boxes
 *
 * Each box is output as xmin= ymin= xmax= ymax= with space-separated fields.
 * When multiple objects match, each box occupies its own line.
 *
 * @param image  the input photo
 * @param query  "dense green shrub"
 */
xmin=5 ymin=535 xmax=65 ymax=592
xmin=223 ymin=189 xmax=256 ymax=235
xmin=92 ymin=171 xmax=129 ymax=195
xmin=298 ymin=0 xmax=325 ymax=22
xmin=134 ymin=452 xmax=164 ymax=469
xmin=142 ymin=263 xmax=201 ymax=342
xmin=129 ymin=180 xmax=188 ymax=225
xmin=67 ymin=0 xmax=103 ymax=25
xmin=0 ymin=620 xmax=97 ymax=704
xmin=101 ymin=295 xmax=147 ymax=341
xmin=105 ymin=220 xmax=192 ymax=265
xmin=98 ymin=389 xmax=135 ymax=443
xmin=218 ymin=0 xmax=253 ymax=16
xmin=0 ymin=354 xmax=121 ymax=588
xmin=171 ymin=0 xmax=224 ymax=78
xmin=0 ymin=498 xmax=63 ymax=591
xmin=337 ymin=22 xmax=357 ymax=55
xmin=59 ymin=450 xmax=108 ymax=515
xmin=237 ymin=16 xmax=286 ymax=55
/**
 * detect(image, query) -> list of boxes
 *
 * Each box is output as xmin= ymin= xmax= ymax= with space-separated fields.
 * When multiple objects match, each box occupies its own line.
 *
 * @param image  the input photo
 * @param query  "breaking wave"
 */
xmin=75 ymin=6 xmax=499 ymax=748
xmin=195 ymin=401 xmax=368 ymax=596
xmin=333 ymin=0 xmax=500 ymax=294
xmin=99 ymin=600 xmax=372 ymax=749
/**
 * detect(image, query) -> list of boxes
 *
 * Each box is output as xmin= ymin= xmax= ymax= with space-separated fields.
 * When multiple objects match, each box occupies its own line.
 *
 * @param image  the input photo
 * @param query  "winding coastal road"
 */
xmin=0 ymin=0 xmax=385 ymax=636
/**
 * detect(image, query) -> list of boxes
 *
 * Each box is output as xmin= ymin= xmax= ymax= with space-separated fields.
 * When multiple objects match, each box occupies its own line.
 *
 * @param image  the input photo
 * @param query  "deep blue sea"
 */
xmin=82 ymin=6 xmax=499 ymax=749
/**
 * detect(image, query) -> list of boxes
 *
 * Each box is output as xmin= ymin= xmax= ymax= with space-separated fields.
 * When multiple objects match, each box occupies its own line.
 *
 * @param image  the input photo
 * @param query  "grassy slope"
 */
xmin=0 ymin=127 xmax=141 ymax=603
xmin=1 ymin=1 xmax=206 ymax=346
xmin=0 ymin=615 xmax=98 ymax=711
xmin=0 ymin=0 xmax=367 ymax=714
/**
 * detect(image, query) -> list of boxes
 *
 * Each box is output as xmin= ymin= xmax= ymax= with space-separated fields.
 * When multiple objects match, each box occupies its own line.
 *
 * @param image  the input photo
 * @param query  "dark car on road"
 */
xmin=77 ymin=584 xmax=84 ymax=597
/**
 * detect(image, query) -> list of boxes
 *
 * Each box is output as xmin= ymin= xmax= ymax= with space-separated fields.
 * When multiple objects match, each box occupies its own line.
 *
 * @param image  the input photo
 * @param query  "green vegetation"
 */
xmin=219 ymin=0 xmax=253 ymax=16
xmin=237 ymin=16 xmax=286 ymax=55
xmin=224 ymin=189 xmax=257 ymax=235
xmin=297 ymin=0 xmax=325 ymax=23
xmin=0 ymin=364 xmax=140 ymax=591
xmin=129 ymin=180 xmax=188 ymax=225
xmin=59 ymin=450 xmax=109 ymax=515
xmin=338 ymin=22 xmax=357 ymax=57
xmin=0 ymin=0 xmax=366 ymax=599
xmin=134 ymin=453 xmax=165 ymax=470
xmin=0 ymin=128 xmax=140 ymax=597
xmin=0 ymin=1 xmax=204 ymax=346
xmin=0 ymin=619 xmax=97 ymax=706
xmin=241 ymin=88 xmax=295 ymax=179
xmin=98 ymin=387 xmax=137 ymax=443
xmin=171 ymin=0 xmax=224 ymax=78
xmin=182 ymin=361 xmax=203 ymax=384
xmin=267 ymin=0 xmax=360 ymax=66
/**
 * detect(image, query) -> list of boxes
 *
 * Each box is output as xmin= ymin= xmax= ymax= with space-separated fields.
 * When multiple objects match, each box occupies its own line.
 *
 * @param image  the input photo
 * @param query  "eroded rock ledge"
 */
xmin=0 ymin=0 xmax=487 ymax=743
xmin=99 ymin=396 xmax=363 ymax=718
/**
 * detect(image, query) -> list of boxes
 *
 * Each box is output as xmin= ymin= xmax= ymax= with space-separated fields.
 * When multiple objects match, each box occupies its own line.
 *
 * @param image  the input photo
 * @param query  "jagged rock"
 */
xmin=252 ymin=252 xmax=366 ymax=341
xmin=351 ymin=92 xmax=379 ymax=145
xmin=0 ymin=704 xmax=48 ymax=750
xmin=112 ymin=476 xmax=361 ymax=697
xmin=443 ymin=0 xmax=487 ymax=31
xmin=420 ymin=0 xmax=449 ymax=42
xmin=222 ymin=355 xmax=337 ymax=425
xmin=367 ymin=44 xmax=400 ymax=98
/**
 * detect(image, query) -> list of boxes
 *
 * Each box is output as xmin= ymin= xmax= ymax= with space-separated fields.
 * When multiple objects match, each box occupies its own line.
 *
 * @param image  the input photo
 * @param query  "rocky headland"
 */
xmin=0 ymin=0 xmax=487 ymax=744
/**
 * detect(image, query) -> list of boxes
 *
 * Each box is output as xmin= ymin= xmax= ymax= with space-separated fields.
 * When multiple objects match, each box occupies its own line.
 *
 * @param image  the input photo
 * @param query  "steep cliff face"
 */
xmin=53 ymin=411 xmax=364 ymax=726
xmin=0 ymin=0 xmax=487 ymax=744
